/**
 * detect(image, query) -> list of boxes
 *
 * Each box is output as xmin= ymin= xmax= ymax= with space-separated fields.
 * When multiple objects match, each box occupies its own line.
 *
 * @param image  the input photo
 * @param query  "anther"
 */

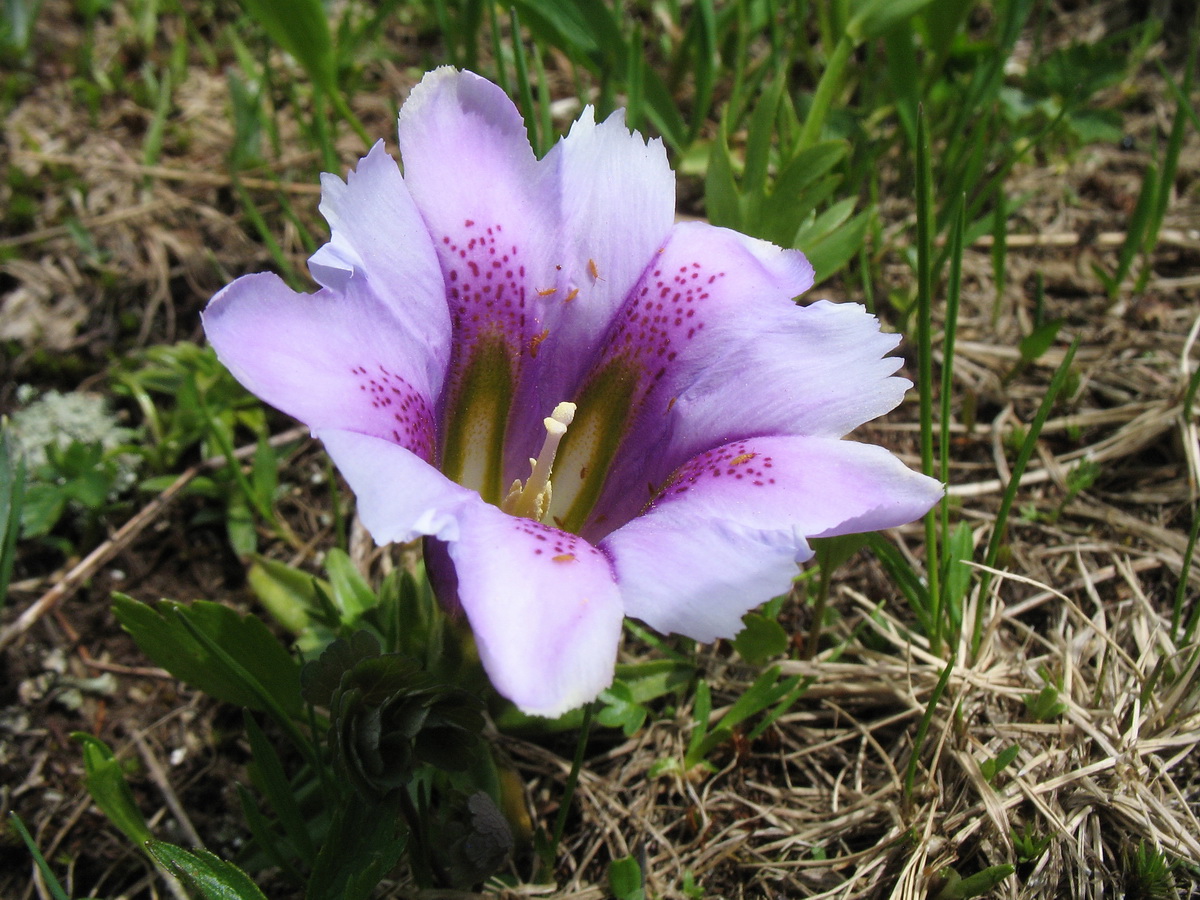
xmin=501 ymin=402 xmax=577 ymax=521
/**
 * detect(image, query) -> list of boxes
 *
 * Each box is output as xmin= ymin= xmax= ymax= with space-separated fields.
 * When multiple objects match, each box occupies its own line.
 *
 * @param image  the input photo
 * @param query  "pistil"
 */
xmin=501 ymin=401 xmax=577 ymax=521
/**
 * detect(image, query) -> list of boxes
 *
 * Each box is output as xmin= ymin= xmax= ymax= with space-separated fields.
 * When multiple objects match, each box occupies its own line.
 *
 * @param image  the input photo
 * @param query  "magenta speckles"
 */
xmin=512 ymin=517 xmax=588 ymax=559
xmin=437 ymin=219 xmax=530 ymax=345
xmin=350 ymin=364 xmax=436 ymax=460
xmin=203 ymin=68 xmax=939 ymax=718
xmin=602 ymin=259 xmax=725 ymax=376
xmin=659 ymin=440 xmax=777 ymax=501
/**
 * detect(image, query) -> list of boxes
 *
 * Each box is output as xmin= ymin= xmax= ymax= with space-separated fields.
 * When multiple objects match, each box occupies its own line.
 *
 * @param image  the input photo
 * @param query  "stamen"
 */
xmin=501 ymin=402 xmax=576 ymax=521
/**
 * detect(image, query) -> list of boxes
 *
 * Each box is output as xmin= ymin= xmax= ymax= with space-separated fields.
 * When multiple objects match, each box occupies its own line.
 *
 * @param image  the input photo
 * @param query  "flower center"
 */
xmin=500 ymin=401 xmax=576 ymax=521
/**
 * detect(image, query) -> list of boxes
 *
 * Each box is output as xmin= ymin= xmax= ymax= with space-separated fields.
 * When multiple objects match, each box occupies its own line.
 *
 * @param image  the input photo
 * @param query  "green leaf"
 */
xmin=147 ymin=841 xmax=269 ymax=900
xmin=243 ymin=711 xmax=315 ymax=859
xmin=799 ymin=207 xmax=871 ymax=283
xmin=72 ymin=733 xmax=153 ymax=847
xmin=597 ymin=681 xmax=648 ymax=736
xmin=1018 ymin=319 xmax=1064 ymax=362
xmin=112 ymin=594 xmax=302 ymax=716
xmin=732 ymin=613 xmax=789 ymax=665
xmin=704 ymin=125 xmax=742 ymax=229
xmin=248 ymin=555 xmax=328 ymax=634
xmin=225 ymin=491 xmax=257 ymax=557
xmin=617 ymin=658 xmax=694 ymax=704
xmin=811 ymin=533 xmax=870 ymax=574
xmin=8 ymin=813 xmax=71 ymax=900
xmin=236 ymin=0 xmax=335 ymax=93
xmin=19 ymin=482 xmax=66 ymax=538
xmin=979 ymin=743 xmax=1020 ymax=783
xmin=324 ymin=548 xmax=379 ymax=624
xmin=949 ymin=864 xmax=1015 ymax=898
xmin=941 ymin=521 xmax=974 ymax=634
xmin=847 ymin=0 xmax=937 ymax=42
xmin=608 ymin=855 xmax=645 ymax=900
xmin=0 ymin=426 xmax=28 ymax=603
xmin=305 ymin=794 xmax=405 ymax=900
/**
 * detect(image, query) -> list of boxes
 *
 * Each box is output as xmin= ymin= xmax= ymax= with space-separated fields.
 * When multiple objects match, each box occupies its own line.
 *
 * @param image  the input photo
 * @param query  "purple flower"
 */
xmin=204 ymin=68 xmax=942 ymax=717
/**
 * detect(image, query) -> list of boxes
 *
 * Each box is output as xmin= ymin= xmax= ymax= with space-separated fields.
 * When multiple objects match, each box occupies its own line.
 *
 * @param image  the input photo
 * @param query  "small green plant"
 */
xmin=111 ymin=342 xmax=296 ymax=554
xmin=929 ymin=863 xmax=1015 ymax=900
xmin=1122 ymin=841 xmax=1177 ymax=900
xmin=1024 ymin=667 xmax=1069 ymax=722
xmin=1011 ymin=823 xmax=1052 ymax=865
xmin=979 ymin=744 xmax=1020 ymax=784
xmin=8 ymin=390 xmax=140 ymax=546
xmin=609 ymin=854 xmax=646 ymax=900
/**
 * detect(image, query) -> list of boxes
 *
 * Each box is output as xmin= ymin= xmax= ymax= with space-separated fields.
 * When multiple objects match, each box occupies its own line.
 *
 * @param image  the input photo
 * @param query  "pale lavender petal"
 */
xmin=583 ymin=222 xmax=908 ymax=535
xmin=446 ymin=502 xmax=624 ymax=717
xmin=307 ymin=141 xmax=450 ymax=363
xmin=317 ymin=429 xmax=476 ymax=544
xmin=397 ymin=68 xmax=557 ymax=359
xmin=203 ymin=274 xmax=441 ymax=459
xmin=602 ymin=435 xmax=942 ymax=641
xmin=530 ymin=107 xmax=675 ymax=408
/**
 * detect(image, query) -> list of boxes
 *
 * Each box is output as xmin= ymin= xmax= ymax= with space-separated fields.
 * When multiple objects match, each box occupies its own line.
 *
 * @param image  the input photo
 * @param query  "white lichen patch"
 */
xmin=10 ymin=387 xmax=141 ymax=492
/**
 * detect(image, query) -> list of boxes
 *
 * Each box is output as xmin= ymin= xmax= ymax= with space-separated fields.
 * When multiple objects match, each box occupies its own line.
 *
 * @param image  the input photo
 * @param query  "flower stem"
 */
xmin=550 ymin=701 xmax=595 ymax=860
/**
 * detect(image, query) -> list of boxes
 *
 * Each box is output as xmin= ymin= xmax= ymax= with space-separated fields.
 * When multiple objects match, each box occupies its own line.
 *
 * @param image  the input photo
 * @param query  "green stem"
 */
xmin=973 ymin=340 xmax=1080 ymax=656
xmin=916 ymin=106 xmax=941 ymax=652
xmin=551 ymin=701 xmax=595 ymax=857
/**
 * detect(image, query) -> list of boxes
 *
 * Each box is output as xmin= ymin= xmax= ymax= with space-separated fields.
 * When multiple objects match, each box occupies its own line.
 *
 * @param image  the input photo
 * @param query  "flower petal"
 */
xmin=530 ymin=107 xmax=675 ymax=406
xmin=445 ymin=502 xmax=624 ymax=717
xmin=397 ymin=68 xmax=557 ymax=356
xmin=317 ymin=427 xmax=624 ymax=717
xmin=602 ymin=435 xmax=942 ymax=641
xmin=582 ymin=222 xmax=909 ymax=535
xmin=204 ymin=273 xmax=441 ymax=459
xmin=307 ymin=141 xmax=450 ymax=361
xmin=317 ymin=428 xmax=476 ymax=544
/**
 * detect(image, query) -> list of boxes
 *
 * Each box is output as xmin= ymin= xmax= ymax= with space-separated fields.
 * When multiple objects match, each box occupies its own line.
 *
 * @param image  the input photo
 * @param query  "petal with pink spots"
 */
xmin=582 ymin=223 xmax=909 ymax=536
xmin=203 ymin=273 xmax=441 ymax=460
xmin=446 ymin=502 xmax=625 ymax=717
xmin=397 ymin=68 xmax=558 ymax=363
xmin=603 ymin=435 xmax=942 ymax=641
xmin=529 ymin=107 xmax=675 ymax=406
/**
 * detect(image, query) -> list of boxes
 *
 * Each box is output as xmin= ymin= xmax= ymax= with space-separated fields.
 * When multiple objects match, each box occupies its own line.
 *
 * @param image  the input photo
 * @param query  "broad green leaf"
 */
xmin=617 ymin=658 xmax=693 ymax=704
xmin=799 ymin=207 xmax=871 ymax=283
xmin=597 ymin=681 xmax=648 ymax=736
xmin=237 ymin=0 xmax=334 ymax=93
xmin=19 ymin=483 xmax=65 ymax=538
xmin=1018 ymin=319 xmax=1064 ymax=362
xmin=608 ymin=855 xmax=645 ymax=900
xmin=847 ymin=0 xmax=937 ymax=42
xmin=112 ymin=594 xmax=302 ymax=716
xmin=248 ymin=555 xmax=329 ymax=633
xmin=72 ymin=733 xmax=152 ymax=847
xmin=305 ymin=795 xmax=405 ymax=900
xmin=147 ymin=841 xmax=269 ymax=900
xmin=732 ymin=613 xmax=789 ymax=665
xmin=324 ymin=548 xmax=378 ymax=623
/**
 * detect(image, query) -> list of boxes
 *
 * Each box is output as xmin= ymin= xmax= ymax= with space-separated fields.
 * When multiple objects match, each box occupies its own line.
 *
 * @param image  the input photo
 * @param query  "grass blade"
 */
xmin=973 ymin=339 xmax=1080 ymax=655
xmin=915 ymin=105 xmax=942 ymax=650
